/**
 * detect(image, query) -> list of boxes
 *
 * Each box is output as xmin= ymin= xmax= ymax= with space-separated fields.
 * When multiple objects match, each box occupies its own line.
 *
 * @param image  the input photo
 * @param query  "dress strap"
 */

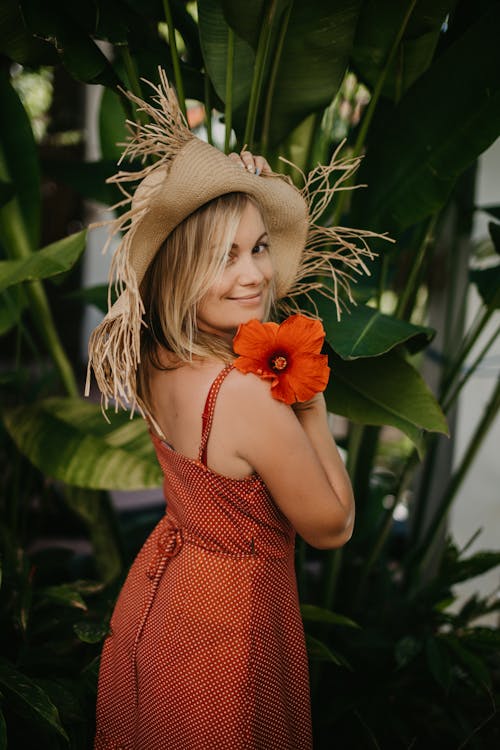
xmin=198 ymin=364 xmax=234 ymax=465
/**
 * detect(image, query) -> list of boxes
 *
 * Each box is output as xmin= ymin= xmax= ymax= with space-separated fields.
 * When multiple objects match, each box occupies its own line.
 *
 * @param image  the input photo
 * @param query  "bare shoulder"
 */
xmin=221 ymin=368 xmax=293 ymax=421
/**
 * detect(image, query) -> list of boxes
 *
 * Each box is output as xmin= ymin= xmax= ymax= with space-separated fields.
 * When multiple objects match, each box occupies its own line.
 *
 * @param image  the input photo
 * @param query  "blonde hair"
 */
xmin=137 ymin=192 xmax=274 ymax=410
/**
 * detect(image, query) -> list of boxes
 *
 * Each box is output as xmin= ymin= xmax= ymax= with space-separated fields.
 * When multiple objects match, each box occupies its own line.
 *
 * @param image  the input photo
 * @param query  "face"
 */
xmin=196 ymin=200 xmax=274 ymax=342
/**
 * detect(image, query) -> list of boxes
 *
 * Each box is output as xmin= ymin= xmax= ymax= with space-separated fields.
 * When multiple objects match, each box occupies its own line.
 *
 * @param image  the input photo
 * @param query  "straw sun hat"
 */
xmin=86 ymin=68 xmax=384 ymax=414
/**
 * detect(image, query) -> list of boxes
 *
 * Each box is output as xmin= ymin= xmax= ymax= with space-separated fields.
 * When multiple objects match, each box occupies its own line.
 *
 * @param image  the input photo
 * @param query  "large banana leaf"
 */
xmin=353 ymin=4 xmax=500 ymax=233
xmin=204 ymin=0 xmax=362 ymax=147
xmin=351 ymin=0 xmax=456 ymax=99
xmin=0 ymin=68 xmax=40 ymax=252
xmin=198 ymin=0 xmax=255 ymax=113
xmin=4 ymin=398 xmax=162 ymax=490
xmin=316 ymin=297 xmax=434 ymax=358
xmin=0 ymin=230 xmax=87 ymax=293
xmin=20 ymin=0 xmax=120 ymax=87
xmin=0 ymin=0 xmax=58 ymax=66
xmin=326 ymin=348 xmax=448 ymax=455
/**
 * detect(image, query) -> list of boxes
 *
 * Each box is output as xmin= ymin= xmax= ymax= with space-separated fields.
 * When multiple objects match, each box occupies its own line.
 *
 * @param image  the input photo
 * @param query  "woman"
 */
xmin=87 ymin=70 xmax=379 ymax=750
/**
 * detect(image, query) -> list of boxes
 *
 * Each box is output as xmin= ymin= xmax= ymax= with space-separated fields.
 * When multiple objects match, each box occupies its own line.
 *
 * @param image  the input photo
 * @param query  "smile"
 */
xmin=228 ymin=292 xmax=263 ymax=304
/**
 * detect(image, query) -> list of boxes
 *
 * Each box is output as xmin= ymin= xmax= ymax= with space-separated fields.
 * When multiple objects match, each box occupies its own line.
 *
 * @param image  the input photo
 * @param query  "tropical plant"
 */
xmin=1 ymin=0 xmax=499 ymax=747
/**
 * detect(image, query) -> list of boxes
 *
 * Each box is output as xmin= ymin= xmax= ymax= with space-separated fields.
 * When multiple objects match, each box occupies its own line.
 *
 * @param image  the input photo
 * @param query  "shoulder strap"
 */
xmin=198 ymin=364 xmax=234 ymax=464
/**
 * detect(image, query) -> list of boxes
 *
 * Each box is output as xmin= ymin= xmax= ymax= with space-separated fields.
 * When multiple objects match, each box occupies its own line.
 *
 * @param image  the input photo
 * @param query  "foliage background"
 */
xmin=0 ymin=0 xmax=499 ymax=747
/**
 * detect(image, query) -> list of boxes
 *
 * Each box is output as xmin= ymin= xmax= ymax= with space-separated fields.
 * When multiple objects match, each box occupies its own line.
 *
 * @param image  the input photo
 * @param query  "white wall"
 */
xmin=450 ymin=138 xmax=500 ymax=624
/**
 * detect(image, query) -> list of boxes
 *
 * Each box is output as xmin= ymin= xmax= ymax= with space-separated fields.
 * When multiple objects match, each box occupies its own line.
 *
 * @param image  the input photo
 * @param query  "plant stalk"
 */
xmin=440 ymin=305 xmax=496 ymax=402
xmin=163 ymin=0 xmax=187 ymax=119
xmin=332 ymin=0 xmax=418 ymax=225
xmin=204 ymin=74 xmax=213 ymax=146
xmin=416 ymin=376 xmax=500 ymax=570
xmin=243 ymin=0 xmax=279 ymax=149
xmin=0 ymin=193 xmax=78 ymax=397
xmin=395 ymin=216 xmax=436 ymax=319
xmin=260 ymin=1 xmax=293 ymax=155
xmin=224 ymin=27 xmax=235 ymax=154
xmin=442 ymin=324 xmax=500 ymax=413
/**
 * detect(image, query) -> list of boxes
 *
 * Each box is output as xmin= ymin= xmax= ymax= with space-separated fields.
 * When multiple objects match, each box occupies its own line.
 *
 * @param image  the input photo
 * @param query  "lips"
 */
xmin=229 ymin=293 xmax=262 ymax=301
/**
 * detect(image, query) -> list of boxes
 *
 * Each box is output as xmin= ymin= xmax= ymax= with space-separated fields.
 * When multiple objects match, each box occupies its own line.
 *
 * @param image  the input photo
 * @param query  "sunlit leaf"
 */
xmin=317 ymin=297 xmax=434 ymax=358
xmin=0 ymin=68 xmax=40 ymax=251
xmin=3 ymin=398 xmax=162 ymax=490
xmin=0 ymin=230 xmax=87 ymax=293
xmin=325 ymin=348 xmax=448 ymax=455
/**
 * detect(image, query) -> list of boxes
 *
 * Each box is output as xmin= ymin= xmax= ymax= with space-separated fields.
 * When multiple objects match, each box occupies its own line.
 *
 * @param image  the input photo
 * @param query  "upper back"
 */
xmin=148 ymin=355 xmax=255 ymax=479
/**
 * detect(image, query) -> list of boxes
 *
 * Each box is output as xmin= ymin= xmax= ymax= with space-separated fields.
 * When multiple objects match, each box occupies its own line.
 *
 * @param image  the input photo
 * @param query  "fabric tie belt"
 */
xmin=146 ymin=518 xmax=183 ymax=580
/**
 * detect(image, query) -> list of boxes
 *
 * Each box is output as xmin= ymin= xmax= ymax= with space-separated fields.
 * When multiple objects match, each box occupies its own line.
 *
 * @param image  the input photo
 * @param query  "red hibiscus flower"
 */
xmin=232 ymin=314 xmax=330 ymax=405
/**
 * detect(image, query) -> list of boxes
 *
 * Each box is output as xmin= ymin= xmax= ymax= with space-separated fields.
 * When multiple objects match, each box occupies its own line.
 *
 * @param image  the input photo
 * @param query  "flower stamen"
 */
xmin=271 ymin=354 xmax=288 ymax=372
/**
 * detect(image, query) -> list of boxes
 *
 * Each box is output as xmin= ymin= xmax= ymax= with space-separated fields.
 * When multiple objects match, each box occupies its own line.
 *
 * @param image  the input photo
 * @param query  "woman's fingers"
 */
xmin=228 ymin=150 xmax=271 ymax=175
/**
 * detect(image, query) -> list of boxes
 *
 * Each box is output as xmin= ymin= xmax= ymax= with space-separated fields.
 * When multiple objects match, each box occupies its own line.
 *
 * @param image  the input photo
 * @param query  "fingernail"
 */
xmin=246 ymin=164 xmax=254 ymax=172
xmin=255 ymin=167 xmax=261 ymax=176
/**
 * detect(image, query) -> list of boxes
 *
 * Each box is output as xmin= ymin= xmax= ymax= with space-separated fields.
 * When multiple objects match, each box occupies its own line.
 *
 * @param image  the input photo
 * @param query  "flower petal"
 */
xmin=286 ymin=353 xmax=330 ymax=402
xmin=276 ymin=314 xmax=326 ymax=355
xmin=233 ymin=356 xmax=276 ymax=381
xmin=233 ymin=319 xmax=279 ymax=359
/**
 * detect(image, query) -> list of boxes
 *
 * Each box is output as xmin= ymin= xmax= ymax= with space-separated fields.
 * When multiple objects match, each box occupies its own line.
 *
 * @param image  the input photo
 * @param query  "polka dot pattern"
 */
xmin=94 ymin=365 xmax=312 ymax=749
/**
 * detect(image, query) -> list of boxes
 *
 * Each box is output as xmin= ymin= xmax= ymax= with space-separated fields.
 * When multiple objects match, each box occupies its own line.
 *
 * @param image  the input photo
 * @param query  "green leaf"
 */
xmin=442 ymin=550 xmax=500 ymax=586
xmin=64 ymin=486 xmax=123 ymax=582
xmin=99 ymin=88 xmax=130 ymax=162
xmin=220 ymin=0 xmax=362 ymax=147
xmin=198 ymin=0 xmax=256 ymax=113
xmin=318 ymin=298 xmax=435 ymax=358
xmin=0 ymin=707 xmax=6 ymax=750
xmin=305 ymin=634 xmax=352 ymax=669
xmin=325 ymin=348 xmax=448 ymax=455
xmin=425 ymin=636 xmax=452 ymax=691
xmin=65 ymin=284 xmax=114 ymax=314
xmin=478 ymin=204 xmax=500 ymax=221
xmin=0 ymin=657 xmax=69 ymax=741
xmin=470 ymin=265 xmax=500 ymax=309
xmin=0 ymin=286 xmax=28 ymax=335
xmin=443 ymin=636 xmax=491 ymax=690
xmin=38 ymin=584 xmax=88 ymax=611
xmin=0 ymin=68 xmax=40 ymax=252
xmin=73 ymin=621 xmax=109 ymax=644
xmin=354 ymin=5 xmax=500 ymax=233
xmin=43 ymin=159 xmax=122 ymax=205
xmin=20 ymin=0 xmax=120 ymax=87
xmin=394 ymin=635 xmax=422 ymax=668
xmin=300 ymin=604 xmax=359 ymax=628
xmin=3 ymin=398 xmax=162 ymax=490
xmin=352 ymin=1 xmax=454 ymax=99
xmin=0 ymin=0 xmax=58 ymax=66
xmin=0 ymin=230 xmax=87 ymax=293
xmin=488 ymin=222 xmax=500 ymax=257
xmin=0 ymin=179 xmax=14 ymax=208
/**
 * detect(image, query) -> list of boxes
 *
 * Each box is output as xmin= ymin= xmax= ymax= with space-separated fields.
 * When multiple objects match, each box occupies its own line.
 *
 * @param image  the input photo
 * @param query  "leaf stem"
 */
xmin=260 ymin=1 xmax=293 ymax=155
xmin=162 ymin=0 xmax=187 ymax=119
xmin=243 ymin=0 xmax=279 ymax=149
xmin=415 ymin=377 xmax=500 ymax=570
xmin=332 ymin=0 xmax=418 ymax=225
xmin=442 ymin=324 xmax=500 ymax=413
xmin=204 ymin=74 xmax=213 ymax=146
xmin=224 ymin=27 xmax=234 ymax=154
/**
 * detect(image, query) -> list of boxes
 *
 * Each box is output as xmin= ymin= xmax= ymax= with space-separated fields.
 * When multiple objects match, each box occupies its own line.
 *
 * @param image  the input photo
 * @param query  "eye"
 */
xmin=253 ymin=242 xmax=269 ymax=255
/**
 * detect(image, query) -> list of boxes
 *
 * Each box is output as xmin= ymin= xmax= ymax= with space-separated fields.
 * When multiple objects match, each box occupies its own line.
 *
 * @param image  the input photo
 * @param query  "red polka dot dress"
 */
xmin=94 ymin=365 xmax=313 ymax=749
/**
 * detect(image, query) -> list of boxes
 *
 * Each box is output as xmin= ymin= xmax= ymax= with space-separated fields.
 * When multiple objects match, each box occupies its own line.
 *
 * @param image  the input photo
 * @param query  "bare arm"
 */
xmin=220 ymin=371 xmax=355 ymax=549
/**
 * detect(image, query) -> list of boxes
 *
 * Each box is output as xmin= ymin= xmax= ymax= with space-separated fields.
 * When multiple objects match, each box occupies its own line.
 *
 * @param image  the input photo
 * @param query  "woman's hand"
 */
xmin=291 ymin=392 xmax=326 ymax=415
xmin=228 ymin=149 xmax=271 ymax=176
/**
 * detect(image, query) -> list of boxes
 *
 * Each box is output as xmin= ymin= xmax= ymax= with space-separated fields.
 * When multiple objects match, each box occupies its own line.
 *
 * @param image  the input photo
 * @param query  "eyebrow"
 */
xmin=231 ymin=231 xmax=268 ymax=249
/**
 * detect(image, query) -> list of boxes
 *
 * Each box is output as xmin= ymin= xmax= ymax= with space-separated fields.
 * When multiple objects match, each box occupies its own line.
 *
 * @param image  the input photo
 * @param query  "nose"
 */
xmin=237 ymin=254 xmax=264 ymax=285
